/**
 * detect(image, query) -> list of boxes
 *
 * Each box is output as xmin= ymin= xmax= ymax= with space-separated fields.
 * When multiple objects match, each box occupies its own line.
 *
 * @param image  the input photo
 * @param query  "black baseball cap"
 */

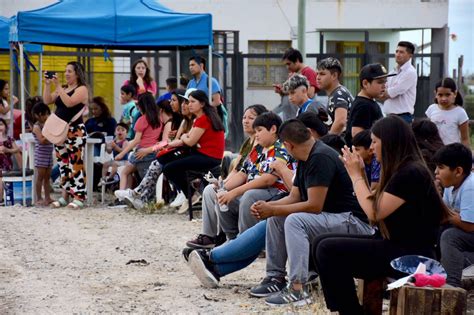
xmin=359 ymin=63 xmax=396 ymax=80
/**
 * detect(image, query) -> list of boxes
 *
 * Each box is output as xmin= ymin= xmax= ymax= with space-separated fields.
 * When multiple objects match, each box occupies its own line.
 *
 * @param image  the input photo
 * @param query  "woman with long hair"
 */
xmin=312 ymin=116 xmax=450 ymax=314
xmin=44 ymin=61 xmax=89 ymax=209
xmin=114 ymin=92 xmax=162 ymax=191
xmin=85 ymin=96 xmax=117 ymax=136
xmin=162 ymin=89 xmax=224 ymax=196
xmin=123 ymin=59 xmax=157 ymax=97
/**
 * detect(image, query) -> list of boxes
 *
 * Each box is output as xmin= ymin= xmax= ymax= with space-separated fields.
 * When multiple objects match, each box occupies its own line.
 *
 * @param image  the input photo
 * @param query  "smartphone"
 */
xmin=45 ymin=71 xmax=56 ymax=79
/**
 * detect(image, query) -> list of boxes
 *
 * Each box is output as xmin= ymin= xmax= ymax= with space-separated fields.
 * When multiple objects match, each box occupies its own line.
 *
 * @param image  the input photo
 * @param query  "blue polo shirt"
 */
xmin=443 ymin=173 xmax=474 ymax=223
xmin=187 ymin=72 xmax=221 ymax=96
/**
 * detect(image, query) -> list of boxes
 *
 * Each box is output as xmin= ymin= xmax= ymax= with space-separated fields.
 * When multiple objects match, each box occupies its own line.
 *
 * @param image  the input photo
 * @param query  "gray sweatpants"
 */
xmin=201 ymin=184 xmax=221 ymax=237
xmin=440 ymin=227 xmax=474 ymax=287
xmin=218 ymin=187 xmax=280 ymax=239
xmin=266 ymin=212 xmax=374 ymax=284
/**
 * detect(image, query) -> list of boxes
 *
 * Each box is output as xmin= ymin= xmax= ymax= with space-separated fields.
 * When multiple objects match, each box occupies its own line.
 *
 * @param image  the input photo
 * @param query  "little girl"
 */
xmin=0 ymin=118 xmax=21 ymax=204
xmin=0 ymin=79 xmax=16 ymax=125
xmin=425 ymin=78 xmax=470 ymax=147
xmin=31 ymin=102 xmax=54 ymax=206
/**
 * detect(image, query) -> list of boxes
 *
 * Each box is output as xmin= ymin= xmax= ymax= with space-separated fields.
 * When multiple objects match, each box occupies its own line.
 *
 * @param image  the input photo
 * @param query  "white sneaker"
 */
xmin=114 ymin=189 xmax=134 ymax=201
xmin=178 ymin=192 xmax=201 ymax=214
xmin=124 ymin=196 xmax=145 ymax=210
xmin=170 ymin=191 xmax=187 ymax=208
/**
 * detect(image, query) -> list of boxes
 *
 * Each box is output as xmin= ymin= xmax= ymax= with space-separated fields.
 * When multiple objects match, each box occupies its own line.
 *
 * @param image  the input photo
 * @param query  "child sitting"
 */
xmin=119 ymin=84 xmax=140 ymax=140
xmin=101 ymin=123 xmax=129 ymax=185
xmin=0 ymin=118 xmax=21 ymax=205
xmin=352 ymin=129 xmax=381 ymax=190
xmin=31 ymin=103 xmax=54 ymax=206
xmin=434 ymin=143 xmax=474 ymax=287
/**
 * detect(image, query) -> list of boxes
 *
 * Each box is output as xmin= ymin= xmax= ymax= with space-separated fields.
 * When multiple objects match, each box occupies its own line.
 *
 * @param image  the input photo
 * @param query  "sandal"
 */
xmin=51 ymin=197 xmax=68 ymax=208
xmin=67 ymin=199 xmax=84 ymax=210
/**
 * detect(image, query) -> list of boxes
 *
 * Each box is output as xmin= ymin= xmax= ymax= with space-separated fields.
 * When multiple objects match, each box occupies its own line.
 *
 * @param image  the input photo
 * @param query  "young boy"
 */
xmin=186 ymin=112 xmax=295 ymax=247
xmin=101 ymin=123 xmax=130 ymax=185
xmin=119 ymin=84 xmax=140 ymax=140
xmin=345 ymin=63 xmax=395 ymax=146
xmin=283 ymin=74 xmax=325 ymax=117
xmin=316 ymin=57 xmax=354 ymax=135
xmin=352 ymin=129 xmax=381 ymax=190
xmin=156 ymin=77 xmax=177 ymax=103
xmin=434 ymin=143 xmax=474 ymax=288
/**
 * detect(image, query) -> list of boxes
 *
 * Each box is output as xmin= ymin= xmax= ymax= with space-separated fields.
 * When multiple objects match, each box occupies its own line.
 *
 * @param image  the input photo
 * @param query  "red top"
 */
xmin=194 ymin=114 xmax=225 ymax=159
xmin=134 ymin=115 xmax=162 ymax=148
xmin=301 ymin=66 xmax=320 ymax=93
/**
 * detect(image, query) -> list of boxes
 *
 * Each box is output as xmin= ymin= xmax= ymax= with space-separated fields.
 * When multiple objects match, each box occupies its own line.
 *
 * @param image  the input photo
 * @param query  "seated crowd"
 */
xmin=2 ymin=44 xmax=472 ymax=313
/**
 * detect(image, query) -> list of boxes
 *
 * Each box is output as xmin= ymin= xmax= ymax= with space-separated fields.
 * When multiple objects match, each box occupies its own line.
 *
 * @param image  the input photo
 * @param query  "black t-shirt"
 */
xmin=345 ymin=96 xmax=383 ymax=146
xmin=293 ymin=140 xmax=367 ymax=222
xmin=55 ymin=88 xmax=85 ymax=125
xmin=383 ymin=162 xmax=443 ymax=248
xmin=327 ymin=85 xmax=354 ymax=125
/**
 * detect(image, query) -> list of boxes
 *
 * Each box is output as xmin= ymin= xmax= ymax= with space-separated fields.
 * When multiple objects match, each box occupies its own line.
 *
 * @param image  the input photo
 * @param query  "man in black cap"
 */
xmin=344 ymin=63 xmax=396 ymax=146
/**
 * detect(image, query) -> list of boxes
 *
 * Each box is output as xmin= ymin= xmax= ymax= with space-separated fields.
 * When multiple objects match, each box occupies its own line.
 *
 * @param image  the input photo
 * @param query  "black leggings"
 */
xmin=312 ymin=233 xmax=435 ymax=315
xmin=162 ymin=152 xmax=221 ymax=196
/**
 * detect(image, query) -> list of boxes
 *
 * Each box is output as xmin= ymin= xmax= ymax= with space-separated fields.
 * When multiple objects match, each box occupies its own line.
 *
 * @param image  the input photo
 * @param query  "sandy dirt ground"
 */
xmin=0 ymin=202 xmax=473 ymax=314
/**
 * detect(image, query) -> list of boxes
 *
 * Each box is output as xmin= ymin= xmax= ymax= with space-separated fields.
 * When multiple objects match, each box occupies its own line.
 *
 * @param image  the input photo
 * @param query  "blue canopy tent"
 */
xmin=10 ymin=0 xmax=213 ymax=205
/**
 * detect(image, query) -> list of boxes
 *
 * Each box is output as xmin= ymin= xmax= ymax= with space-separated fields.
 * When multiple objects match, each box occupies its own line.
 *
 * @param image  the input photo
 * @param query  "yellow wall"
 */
xmin=0 ymin=46 xmax=115 ymax=113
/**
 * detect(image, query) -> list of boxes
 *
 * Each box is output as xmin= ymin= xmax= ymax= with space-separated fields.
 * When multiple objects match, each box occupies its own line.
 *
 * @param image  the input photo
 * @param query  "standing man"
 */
xmin=187 ymin=55 xmax=228 ymax=136
xmin=316 ymin=57 xmax=354 ymax=135
xmin=381 ymin=41 xmax=417 ymax=123
xmin=274 ymin=48 xmax=319 ymax=99
xmin=187 ymin=56 xmax=222 ymax=107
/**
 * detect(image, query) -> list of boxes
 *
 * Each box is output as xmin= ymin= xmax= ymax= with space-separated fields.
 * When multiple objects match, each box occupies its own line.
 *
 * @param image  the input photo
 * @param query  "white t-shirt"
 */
xmin=425 ymin=104 xmax=469 ymax=144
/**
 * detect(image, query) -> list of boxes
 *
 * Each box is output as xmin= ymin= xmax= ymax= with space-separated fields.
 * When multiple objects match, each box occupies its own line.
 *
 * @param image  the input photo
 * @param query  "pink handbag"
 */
xmin=42 ymin=107 xmax=85 ymax=145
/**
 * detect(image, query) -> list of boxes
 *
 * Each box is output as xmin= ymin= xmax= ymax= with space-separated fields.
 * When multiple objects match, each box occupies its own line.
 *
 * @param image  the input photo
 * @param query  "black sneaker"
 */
xmin=186 ymin=234 xmax=216 ymax=249
xmin=215 ymin=232 xmax=227 ymax=247
xmin=108 ymin=199 xmax=127 ymax=208
xmin=249 ymin=276 xmax=287 ymax=298
xmin=265 ymin=284 xmax=312 ymax=307
xmin=188 ymin=249 xmax=220 ymax=288
xmin=182 ymin=247 xmax=195 ymax=262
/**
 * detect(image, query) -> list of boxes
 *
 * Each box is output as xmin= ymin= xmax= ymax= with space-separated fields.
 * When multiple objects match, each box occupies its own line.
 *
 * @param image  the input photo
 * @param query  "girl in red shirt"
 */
xmin=163 ymin=90 xmax=225 ymax=197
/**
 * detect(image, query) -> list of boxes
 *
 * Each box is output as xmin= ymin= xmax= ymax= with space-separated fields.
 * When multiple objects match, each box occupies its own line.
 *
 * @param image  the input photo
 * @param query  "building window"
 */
xmin=248 ymin=40 xmax=291 ymax=87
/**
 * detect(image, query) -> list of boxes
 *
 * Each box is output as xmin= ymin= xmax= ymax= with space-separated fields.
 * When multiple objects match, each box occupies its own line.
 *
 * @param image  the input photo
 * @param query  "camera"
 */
xmin=44 ymin=71 xmax=56 ymax=79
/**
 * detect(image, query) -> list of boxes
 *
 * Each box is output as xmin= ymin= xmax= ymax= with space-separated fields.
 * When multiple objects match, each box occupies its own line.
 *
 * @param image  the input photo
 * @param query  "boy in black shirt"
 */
xmin=345 ymin=63 xmax=395 ymax=146
xmin=316 ymin=57 xmax=354 ymax=135
xmin=249 ymin=120 xmax=373 ymax=306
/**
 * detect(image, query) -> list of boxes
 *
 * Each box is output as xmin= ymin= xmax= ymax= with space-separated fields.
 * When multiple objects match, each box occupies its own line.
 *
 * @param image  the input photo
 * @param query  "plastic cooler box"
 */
xmin=2 ymin=169 xmax=34 ymax=206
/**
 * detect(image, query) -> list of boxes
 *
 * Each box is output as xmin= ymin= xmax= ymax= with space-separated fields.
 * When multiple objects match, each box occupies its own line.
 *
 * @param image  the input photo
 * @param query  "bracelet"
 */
xmin=352 ymin=177 xmax=365 ymax=186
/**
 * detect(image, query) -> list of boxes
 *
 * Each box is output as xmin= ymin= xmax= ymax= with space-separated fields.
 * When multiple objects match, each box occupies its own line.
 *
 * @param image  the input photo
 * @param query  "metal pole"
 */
xmin=176 ymin=48 xmax=180 ymax=78
xmin=38 ymin=52 xmax=43 ymax=96
xmin=9 ymin=45 xmax=14 ymax=138
xmin=19 ymin=43 xmax=27 ymax=206
xmin=297 ymin=0 xmax=306 ymax=58
xmin=208 ymin=45 xmax=212 ymax=103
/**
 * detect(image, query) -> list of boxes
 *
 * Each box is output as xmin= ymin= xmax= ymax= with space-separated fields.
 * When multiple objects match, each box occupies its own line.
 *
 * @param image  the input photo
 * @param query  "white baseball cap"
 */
xmin=179 ymin=88 xmax=198 ymax=100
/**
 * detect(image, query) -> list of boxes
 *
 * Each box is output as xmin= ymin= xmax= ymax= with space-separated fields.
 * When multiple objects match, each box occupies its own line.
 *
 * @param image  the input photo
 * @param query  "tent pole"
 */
xmin=38 ymin=52 xmax=43 ymax=96
xmin=208 ymin=45 xmax=212 ymax=103
xmin=19 ymin=43 xmax=27 ymax=206
xmin=176 ymin=48 xmax=180 ymax=78
xmin=8 ymin=45 xmax=14 ymax=137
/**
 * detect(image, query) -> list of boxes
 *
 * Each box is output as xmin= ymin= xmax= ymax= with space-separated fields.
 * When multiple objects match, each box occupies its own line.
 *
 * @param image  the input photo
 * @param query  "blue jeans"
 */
xmin=396 ymin=113 xmax=413 ymax=124
xmin=210 ymin=220 xmax=267 ymax=277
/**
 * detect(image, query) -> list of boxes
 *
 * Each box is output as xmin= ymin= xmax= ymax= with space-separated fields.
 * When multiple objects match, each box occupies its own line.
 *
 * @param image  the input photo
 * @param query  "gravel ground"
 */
xmin=0 ymin=202 xmax=472 ymax=314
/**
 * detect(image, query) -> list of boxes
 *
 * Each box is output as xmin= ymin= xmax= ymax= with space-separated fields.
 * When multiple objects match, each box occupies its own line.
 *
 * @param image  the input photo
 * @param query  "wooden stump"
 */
xmin=389 ymin=285 xmax=467 ymax=315
xmin=357 ymin=278 xmax=385 ymax=315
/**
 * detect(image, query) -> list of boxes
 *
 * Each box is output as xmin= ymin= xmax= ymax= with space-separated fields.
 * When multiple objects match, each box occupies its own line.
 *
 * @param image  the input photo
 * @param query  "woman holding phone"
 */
xmin=43 ymin=61 xmax=89 ymax=209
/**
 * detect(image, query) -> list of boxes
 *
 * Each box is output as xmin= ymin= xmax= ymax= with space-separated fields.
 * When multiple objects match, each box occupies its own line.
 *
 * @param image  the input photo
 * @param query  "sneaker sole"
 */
xmin=188 ymin=251 xmax=219 ymax=288
xmin=124 ymin=197 xmax=145 ymax=210
xmin=249 ymin=287 xmax=284 ymax=298
xmin=265 ymin=297 xmax=312 ymax=307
